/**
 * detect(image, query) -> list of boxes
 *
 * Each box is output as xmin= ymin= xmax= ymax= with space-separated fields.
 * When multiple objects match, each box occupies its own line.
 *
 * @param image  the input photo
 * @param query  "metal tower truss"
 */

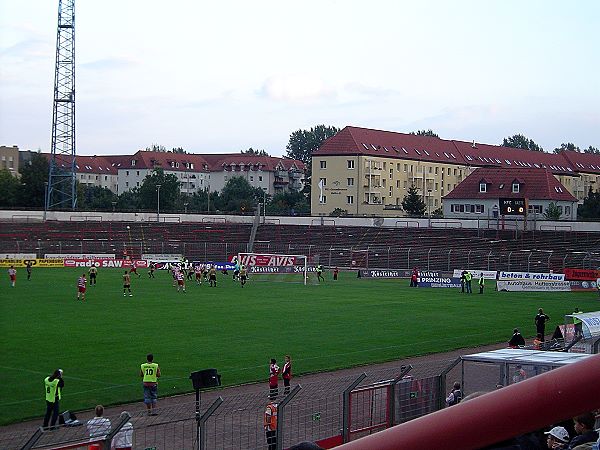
xmin=47 ymin=0 xmax=76 ymax=210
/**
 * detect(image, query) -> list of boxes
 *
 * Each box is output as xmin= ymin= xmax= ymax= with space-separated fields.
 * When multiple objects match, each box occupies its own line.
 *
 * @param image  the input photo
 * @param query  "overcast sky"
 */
xmin=1 ymin=0 xmax=599 ymax=157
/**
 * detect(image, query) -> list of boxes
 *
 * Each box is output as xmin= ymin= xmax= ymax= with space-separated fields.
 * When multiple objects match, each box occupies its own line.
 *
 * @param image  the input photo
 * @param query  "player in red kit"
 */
xmin=269 ymin=358 xmax=280 ymax=398
xmin=176 ymin=269 xmax=186 ymax=293
xmin=8 ymin=265 xmax=17 ymax=287
xmin=77 ymin=273 xmax=87 ymax=301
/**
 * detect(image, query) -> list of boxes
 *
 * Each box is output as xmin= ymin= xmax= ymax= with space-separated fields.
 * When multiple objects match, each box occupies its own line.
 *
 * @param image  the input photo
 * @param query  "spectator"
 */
xmin=445 ymin=381 xmax=462 ymax=406
xmin=572 ymin=308 xmax=583 ymax=337
xmin=111 ymin=411 xmax=133 ymax=450
xmin=544 ymin=426 xmax=569 ymax=449
xmin=533 ymin=333 xmax=543 ymax=350
xmin=567 ymin=412 xmax=598 ymax=449
xmin=512 ymin=365 xmax=527 ymax=384
xmin=460 ymin=270 xmax=466 ymax=293
xmin=535 ymin=308 xmax=551 ymax=341
xmin=87 ymin=405 xmax=111 ymax=449
xmin=43 ymin=368 xmax=64 ymax=428
xmin=508 ymin=328 xmax=526 ymax=348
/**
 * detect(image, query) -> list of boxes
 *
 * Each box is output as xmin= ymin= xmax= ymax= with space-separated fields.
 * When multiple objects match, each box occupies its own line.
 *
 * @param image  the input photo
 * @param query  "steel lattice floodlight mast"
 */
xmin=46 ymin=0 xmax=77 ymax=211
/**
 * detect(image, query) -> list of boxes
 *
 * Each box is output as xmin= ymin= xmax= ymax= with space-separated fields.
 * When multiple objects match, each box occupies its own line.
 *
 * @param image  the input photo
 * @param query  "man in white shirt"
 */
xmin=86 ymin=405 xmax=111 ymax=449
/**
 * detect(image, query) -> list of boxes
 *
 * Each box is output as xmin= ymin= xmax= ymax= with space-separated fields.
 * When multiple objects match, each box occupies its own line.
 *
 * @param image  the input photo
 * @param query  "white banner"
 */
xmin=45 ymin=253 xmax=116 ymax=259
xmin=142 ymin=254 xmax=183 ymax=262
xmin=453 ymin=269 xmax=497 ymax=280
xmin=2 ymin=253 xmax=37 ymax=259
xmin=498 ymin=271 xmax=565 ymax=281
xmin=497 ymin=280 xmax=571 ymax=292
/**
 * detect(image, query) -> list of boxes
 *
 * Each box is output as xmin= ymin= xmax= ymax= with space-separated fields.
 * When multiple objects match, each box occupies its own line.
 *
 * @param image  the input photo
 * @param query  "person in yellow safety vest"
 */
xmin=43 ymin=368 xmax=64 ymax=428
xmin=478 ymin=273 xmax=485 ymax=294
xmin=465 ymin=271 xmax=473 ymax=294
xmin=264 ymin=398 xmax=278 ymax=450
xmin=140 ymin=353 xmax=161 ymax=416
xmin=572 ymin=307 xmax=583 ymax=337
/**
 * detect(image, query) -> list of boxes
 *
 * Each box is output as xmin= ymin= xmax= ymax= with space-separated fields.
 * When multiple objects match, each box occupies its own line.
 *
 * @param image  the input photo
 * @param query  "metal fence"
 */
xmin=6 ymin=359 xmax=455 ymax=450
xmin=1 ymin=240 xmax=599 ymax=273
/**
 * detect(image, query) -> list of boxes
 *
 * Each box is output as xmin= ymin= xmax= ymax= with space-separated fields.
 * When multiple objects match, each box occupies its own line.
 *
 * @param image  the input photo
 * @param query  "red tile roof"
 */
xmin=443 ymin=167 xmax=577 ymax=202
xmin=559 ymin=150 xmax=600 ymax=174
xmin=316 ymin=126 xmax=598 ymax=176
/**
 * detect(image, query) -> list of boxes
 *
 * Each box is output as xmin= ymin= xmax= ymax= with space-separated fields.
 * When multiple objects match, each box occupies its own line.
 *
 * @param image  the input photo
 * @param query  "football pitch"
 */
xmin=0 ymin=268 xmax=597 ymax=425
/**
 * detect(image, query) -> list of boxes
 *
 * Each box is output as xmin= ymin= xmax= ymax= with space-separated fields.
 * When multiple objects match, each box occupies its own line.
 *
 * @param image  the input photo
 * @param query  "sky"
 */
xmin=1 ymin=0 xmax=599 ymax=157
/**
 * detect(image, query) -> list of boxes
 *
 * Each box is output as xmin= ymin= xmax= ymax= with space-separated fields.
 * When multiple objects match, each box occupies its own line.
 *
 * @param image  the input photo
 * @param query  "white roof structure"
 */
xmin=461 ymin=349 xmax=593 ymax=367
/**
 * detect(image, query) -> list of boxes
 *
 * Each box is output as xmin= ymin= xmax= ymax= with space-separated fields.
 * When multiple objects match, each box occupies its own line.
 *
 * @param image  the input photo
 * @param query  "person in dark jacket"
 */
xmin=508 ymin=328 xmax=526 ymax=348
xmin=567 ymin=412 xmax=598 ymax=449
xmin=534 ymin=308 xmax=551 ymax=341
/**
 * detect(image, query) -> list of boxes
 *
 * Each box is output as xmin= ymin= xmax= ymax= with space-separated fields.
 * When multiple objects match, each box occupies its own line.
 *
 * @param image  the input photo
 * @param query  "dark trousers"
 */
xmin=536 ymin=327 xmax=545 ymax=341
xmin=43 ymin=400 xmax=60 ymax=428
xmin=266 ymin=430 xmax=277 ymax=450
xmin=466 ymin=281 xmax=472 ymax=293
xmin=479 ymin=285 xmax=484 ymax=294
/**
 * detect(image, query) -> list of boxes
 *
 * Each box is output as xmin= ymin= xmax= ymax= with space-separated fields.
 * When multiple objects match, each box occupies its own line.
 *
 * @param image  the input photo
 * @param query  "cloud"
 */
xmin=259 ymin=74 xmax=335 ymax=103
xmin=80 ymin=57 xmax=137 ymax=70
xmin=0 ymin=38 xmax=52 ymax=59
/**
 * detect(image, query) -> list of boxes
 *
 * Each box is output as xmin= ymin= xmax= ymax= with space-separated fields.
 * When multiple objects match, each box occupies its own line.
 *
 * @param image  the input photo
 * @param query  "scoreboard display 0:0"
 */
xmin=499 ymin=198 xmax=526 ymax=216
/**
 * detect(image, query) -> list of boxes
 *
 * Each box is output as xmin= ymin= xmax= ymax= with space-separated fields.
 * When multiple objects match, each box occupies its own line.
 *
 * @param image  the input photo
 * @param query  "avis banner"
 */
xmin=63 ymin=259 xmax=148 ymax=268
xmin=497 ymin=280 xmax=571 ymax=292
xmin=238 ymin=254 xmax=297 ymax=267
xmin=498 ymin=271 xmax=565 ymax=281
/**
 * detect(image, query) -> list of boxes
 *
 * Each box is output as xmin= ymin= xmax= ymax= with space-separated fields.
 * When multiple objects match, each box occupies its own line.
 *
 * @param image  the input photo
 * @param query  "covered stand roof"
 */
xmin=461 ymin=348 xmax=593 ymax=367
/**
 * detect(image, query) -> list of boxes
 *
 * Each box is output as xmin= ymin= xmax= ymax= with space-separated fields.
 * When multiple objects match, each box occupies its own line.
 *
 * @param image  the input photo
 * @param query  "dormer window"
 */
xmin=131 ymin=160 xmax=136 ymax=166
xmin=512 ymin=182 xmax=520 ymax=193
xmin=479 ymin=182 xmax=487 ymax=193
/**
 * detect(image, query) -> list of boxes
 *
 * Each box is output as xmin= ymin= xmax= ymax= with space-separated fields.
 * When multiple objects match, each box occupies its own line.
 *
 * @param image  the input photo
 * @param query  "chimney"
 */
xmin=471 ymin=140 xmax=477 ymax=149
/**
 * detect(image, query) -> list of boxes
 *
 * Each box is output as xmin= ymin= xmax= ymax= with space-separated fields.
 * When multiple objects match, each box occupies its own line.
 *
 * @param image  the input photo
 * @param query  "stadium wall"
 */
xmin=1 ymin=209 xmax=599 ymax=232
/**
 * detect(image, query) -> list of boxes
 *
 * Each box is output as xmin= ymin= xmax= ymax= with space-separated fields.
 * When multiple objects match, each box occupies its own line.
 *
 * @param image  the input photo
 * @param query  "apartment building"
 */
xmin=311 ymin=126 xmax=600 ymax=217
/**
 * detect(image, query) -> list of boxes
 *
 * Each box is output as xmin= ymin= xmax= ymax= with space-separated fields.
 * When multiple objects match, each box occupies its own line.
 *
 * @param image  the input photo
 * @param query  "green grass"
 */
xmin=0 ymin=268 xmax=597 ymax=425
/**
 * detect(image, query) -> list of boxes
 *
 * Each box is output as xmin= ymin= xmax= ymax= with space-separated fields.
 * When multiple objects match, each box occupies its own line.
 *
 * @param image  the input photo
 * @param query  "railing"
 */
xmin=2 ymin=239 xmax=599 ymax=273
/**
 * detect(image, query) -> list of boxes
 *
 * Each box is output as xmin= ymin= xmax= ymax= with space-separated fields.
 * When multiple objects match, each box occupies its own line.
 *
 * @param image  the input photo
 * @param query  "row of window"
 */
xmin=479 ymin=182 xmax=521 ymax=193
xmin=449 ymin=204 xmax=571 ymax=215
xmin=318 ymin=159 xmax=464 ymax=177
xmin=79 ymin=174 xmax=112 ymax=181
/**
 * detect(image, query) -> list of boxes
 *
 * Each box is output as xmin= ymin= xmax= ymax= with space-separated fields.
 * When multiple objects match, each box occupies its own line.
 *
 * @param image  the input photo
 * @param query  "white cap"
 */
xmin=544 ymin=426 xmax=569 ymax=443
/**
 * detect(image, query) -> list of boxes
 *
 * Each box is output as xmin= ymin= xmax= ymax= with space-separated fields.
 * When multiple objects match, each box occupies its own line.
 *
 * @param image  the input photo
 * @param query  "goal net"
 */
xmin=237 ymin=252 xmax=309 ymax=285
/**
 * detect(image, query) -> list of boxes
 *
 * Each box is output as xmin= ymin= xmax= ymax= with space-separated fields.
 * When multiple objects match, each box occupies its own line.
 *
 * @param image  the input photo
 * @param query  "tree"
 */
xmin=584 ymin=146 xmax=599 ymax=154
xmin=401 ymin=185 xmax=426 ymax=216
xmin=138 ymin=168 xmax=180 ymax=211
xmin=145 ymin=144 xmax=167 ymax=152
xmin=285 ymin=125 xmax=340 ymax=167
xmin=409 ymin=129 xmax=439 ymax=138
xmin=267 ymin=190 xmax=309 ymax=215
xmin=117 ymin=189 xmax=141 ymax=211
xmin=77 ymin=185 xmax=117 ymax=210
xmin=553 ymin=142 xmax=580 ymax=154
xmin=216 ymin=176 xmax=264 ymax=213
xmin=502 ymin=134 xmax=543 ymax=152
xmin=18 ymin=153 xmax=49 ymax=207
xmin=241 ymin=147 xmax=270 ymax=156
xmin=0 ymin=170 xmax=20 ymax=207
xmin=171 ymin=147 xmax=186 ymax=154
xmin=578 ymin=189 xmax=600 ymax=219
xmin=329 ymin=208 xmax=348 ymax=217
xmin=543 ymin=202 xmax=562 ymax=220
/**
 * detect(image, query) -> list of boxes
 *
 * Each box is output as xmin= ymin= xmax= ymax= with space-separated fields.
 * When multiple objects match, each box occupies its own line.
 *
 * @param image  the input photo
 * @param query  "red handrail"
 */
xmin=337 ymin=354 xmax=600 ymax=450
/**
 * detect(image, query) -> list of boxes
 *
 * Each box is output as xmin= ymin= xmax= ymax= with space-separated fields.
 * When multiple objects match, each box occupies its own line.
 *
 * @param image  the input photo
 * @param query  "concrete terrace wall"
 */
xmin=1 ymin=210 xmax=599 ymax=232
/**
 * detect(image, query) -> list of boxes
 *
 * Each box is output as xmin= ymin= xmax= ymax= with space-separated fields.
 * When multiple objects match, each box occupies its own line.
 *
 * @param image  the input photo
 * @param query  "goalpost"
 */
xmin=237 ymin=252 xmax=309 ymax=285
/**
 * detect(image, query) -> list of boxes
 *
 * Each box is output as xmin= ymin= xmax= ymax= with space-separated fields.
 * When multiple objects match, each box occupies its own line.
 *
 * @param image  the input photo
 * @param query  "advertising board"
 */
xmin=0 ymin=258 xmax=64 ymax=268
xmin=563 ymin=268 xmax=600 ymax=281
xmin=497 ymin=280 xmax=571 ymax=292
xmin=63 ymin=259 xmax=148 ymax=268
xmin=45 ymin=253 xmax=116 ymax=259
xmin=453 ymin=269 xmax=497 ymax=280
xmin=498 ymin=271 xmax=565 ymax=281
